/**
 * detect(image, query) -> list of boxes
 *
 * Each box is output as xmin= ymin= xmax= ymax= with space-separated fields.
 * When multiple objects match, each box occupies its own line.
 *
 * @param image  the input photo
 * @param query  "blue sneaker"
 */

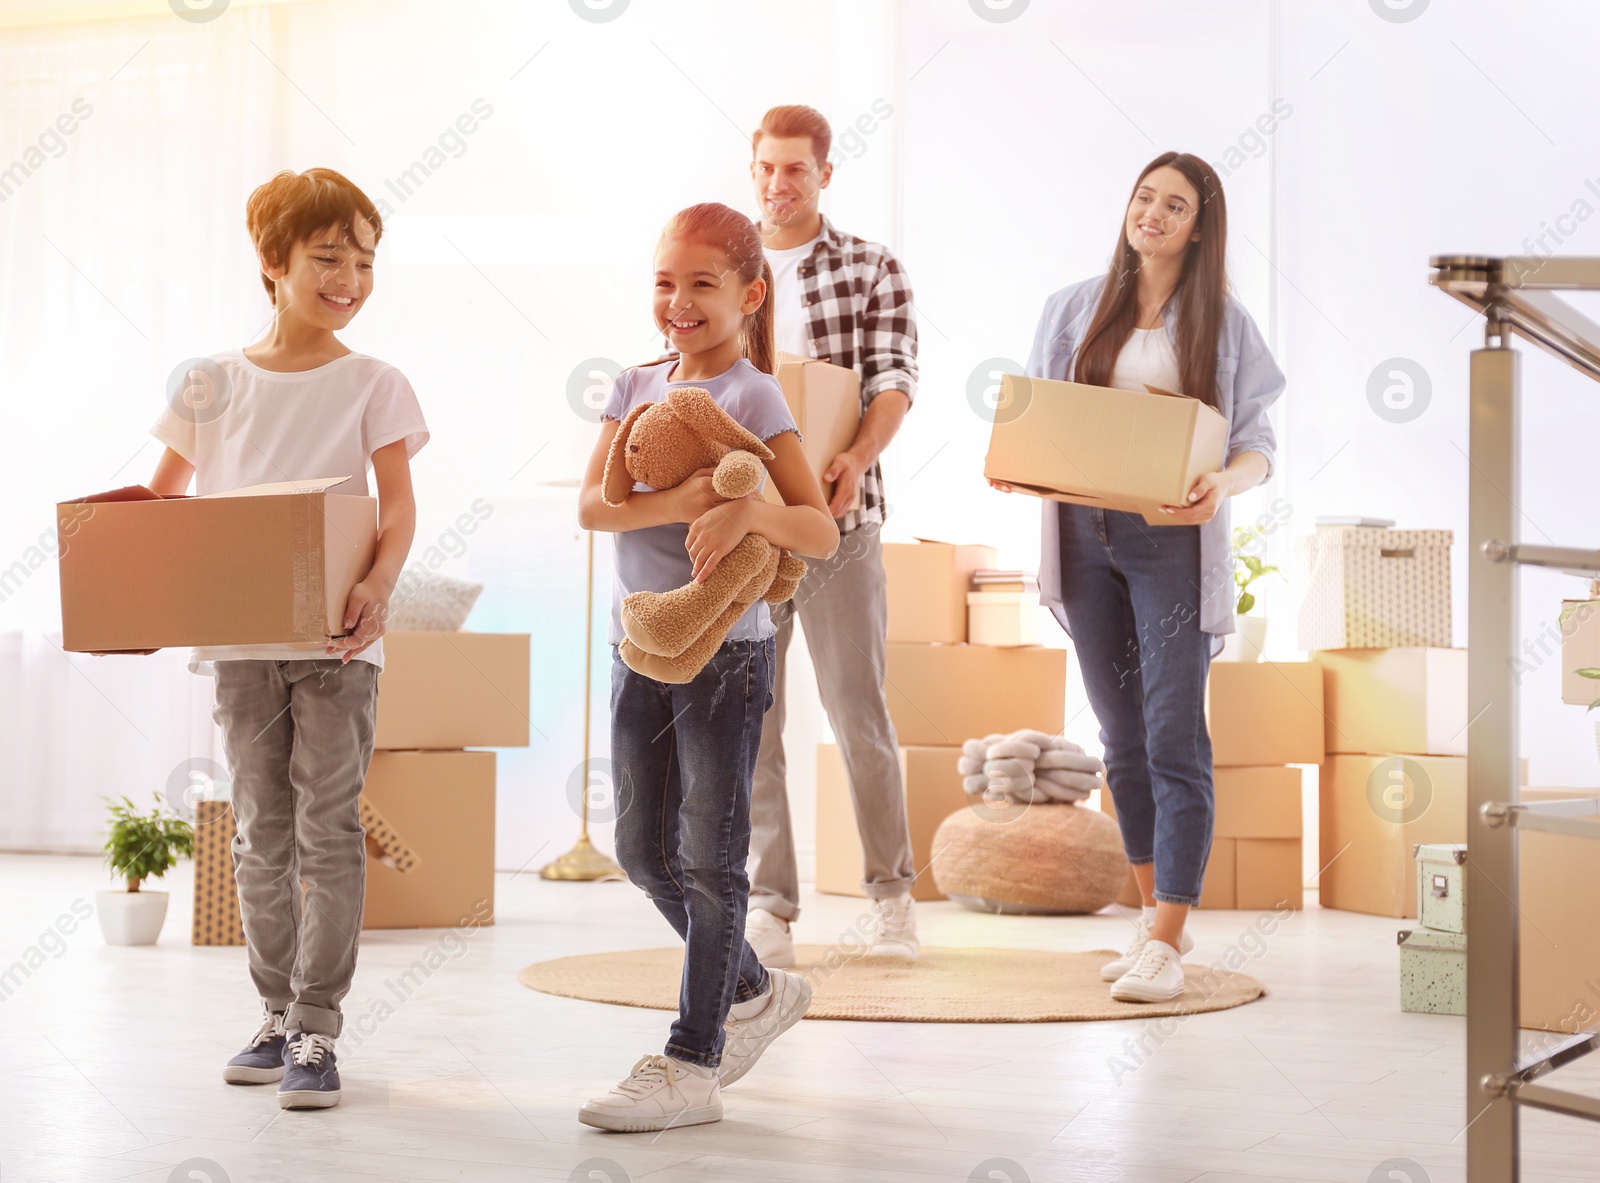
xmin=278 ymin=1031 xmax=341 ymax=1109
xmin=223 ymin=1012 xmax=287 ymax=1084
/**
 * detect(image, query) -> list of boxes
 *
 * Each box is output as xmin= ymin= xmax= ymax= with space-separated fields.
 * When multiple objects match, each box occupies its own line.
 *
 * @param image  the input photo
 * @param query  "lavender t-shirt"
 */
xmin=602 ymin=357 xmax=799 ymax=645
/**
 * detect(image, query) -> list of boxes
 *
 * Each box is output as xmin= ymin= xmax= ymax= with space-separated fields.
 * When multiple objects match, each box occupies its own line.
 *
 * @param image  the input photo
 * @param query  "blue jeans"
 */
xmin=610 ymin=637 xmax=775 ymax=1067
xmin=1056 ymin=504 xmax=1214 ymax=906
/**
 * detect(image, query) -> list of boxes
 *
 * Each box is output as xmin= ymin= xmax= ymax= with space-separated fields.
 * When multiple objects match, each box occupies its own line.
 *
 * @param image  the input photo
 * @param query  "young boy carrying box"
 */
xmin=147 ymin=168 xmax=428 ymax=1110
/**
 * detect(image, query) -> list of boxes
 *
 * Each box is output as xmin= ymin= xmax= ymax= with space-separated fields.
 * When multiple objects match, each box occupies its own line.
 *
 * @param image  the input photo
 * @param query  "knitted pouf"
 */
xmin=931 ymin=802 xmax=1130 ymax=915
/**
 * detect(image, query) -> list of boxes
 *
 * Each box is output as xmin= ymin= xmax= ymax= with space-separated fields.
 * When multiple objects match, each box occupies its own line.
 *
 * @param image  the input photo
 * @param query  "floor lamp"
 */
xmin=540 ymin=497 xmax=625 ymax=882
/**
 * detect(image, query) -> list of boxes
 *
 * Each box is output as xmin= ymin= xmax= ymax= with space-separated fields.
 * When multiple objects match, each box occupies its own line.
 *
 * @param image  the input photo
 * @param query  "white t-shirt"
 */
xmin=150 ymin=348 xmax=429 ymax=672
xmin=765 ymin=234 xmax=821 ymax=358
xmin=1110 ymin=326 xmax=1182 ymax=394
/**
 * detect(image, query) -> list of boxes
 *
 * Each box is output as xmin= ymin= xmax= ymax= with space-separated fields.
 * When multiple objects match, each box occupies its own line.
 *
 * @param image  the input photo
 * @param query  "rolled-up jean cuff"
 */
xmin=286 ymin=1002 xmax=341 ymax=1038
xmin=666 ymin=1043 xmax=718 ymax=1070
xmin=1153 ymin=890 xmax=1201 ymax=908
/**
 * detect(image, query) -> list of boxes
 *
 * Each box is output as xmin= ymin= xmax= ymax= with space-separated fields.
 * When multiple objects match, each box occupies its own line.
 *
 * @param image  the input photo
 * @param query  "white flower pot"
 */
xmin=1216 ymin=614 xmax=1269 ymax=662
xmin=96 ymin=890 xmax=169 ymax=946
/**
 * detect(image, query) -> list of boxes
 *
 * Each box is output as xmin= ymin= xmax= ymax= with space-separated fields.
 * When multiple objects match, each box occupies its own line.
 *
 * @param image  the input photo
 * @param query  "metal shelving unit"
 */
xmin=1430 ymin=255 xmax=1600 ymax=1181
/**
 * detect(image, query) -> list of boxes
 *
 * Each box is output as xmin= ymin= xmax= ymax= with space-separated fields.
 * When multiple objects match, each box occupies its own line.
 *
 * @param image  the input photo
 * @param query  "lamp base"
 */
xmin=538 ymin=833 xmax=627 ymax=882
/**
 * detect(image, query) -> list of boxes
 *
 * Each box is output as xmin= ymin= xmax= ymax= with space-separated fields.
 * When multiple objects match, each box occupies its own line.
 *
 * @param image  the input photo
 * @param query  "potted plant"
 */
xmin=98 ymin=796 xmax=194 ymax=946
xmin=1217 ymin=524 xmax=1280 ymax=662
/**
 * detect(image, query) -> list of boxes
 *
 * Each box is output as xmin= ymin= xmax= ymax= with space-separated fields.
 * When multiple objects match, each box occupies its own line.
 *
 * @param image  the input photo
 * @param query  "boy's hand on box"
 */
xmin=326 ymin=578 xmax=388 ymax=664
xmin=1159 ymin=470 xmax=1229 ymax=524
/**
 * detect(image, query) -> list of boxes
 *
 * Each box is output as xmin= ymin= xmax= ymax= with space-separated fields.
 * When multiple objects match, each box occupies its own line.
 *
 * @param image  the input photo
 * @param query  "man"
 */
xmin=745 ymin=104 xmax=920 ymax=965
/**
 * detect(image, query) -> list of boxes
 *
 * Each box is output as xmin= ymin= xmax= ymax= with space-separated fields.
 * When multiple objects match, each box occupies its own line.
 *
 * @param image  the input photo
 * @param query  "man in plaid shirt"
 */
xmin=745 ymin=105 xmax=921 ymax=966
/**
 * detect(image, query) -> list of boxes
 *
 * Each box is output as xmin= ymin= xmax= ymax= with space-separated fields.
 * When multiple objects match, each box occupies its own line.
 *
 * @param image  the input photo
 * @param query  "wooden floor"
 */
xmin=1 ymin=854 xmax=1597 ymax=1182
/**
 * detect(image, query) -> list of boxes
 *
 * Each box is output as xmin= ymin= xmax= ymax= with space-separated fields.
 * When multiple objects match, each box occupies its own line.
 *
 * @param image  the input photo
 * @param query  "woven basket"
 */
xmin=932 ymin=802 xmax=1129 ymax=915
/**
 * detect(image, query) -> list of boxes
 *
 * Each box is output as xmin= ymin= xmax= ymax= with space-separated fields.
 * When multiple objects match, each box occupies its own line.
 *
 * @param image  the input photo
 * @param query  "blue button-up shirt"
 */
xmin=1026 ymin=275 xmax=1285 ymax=638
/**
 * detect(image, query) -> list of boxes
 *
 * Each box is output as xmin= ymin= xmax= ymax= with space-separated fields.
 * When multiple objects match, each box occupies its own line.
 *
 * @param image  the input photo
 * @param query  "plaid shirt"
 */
xmin=786 ymin=215 xmax=918 ymax=534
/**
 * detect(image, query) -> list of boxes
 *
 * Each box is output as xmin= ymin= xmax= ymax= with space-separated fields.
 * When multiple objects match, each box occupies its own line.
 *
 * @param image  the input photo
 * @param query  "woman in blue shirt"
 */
xmin=992 ymin=152 xmax=1285 ymax=1002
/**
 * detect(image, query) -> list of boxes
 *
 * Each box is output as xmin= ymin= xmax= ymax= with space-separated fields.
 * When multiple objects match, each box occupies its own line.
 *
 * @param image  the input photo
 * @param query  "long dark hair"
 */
xmin=659 ymin=203 xmax=776 ymax=375
xmin=1072 ymin=152 xmax=1228 ymax=409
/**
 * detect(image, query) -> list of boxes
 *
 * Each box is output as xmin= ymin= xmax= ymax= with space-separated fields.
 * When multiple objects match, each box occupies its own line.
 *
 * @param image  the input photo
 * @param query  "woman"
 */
xmin=992 ymin=152 xmax=1284 ymax=1002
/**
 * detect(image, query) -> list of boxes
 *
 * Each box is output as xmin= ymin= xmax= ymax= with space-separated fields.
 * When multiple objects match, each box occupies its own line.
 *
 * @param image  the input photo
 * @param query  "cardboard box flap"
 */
xmin=200 ymin=476 xmax=351 ymax=499
xmin=359 ymin=793 xmax=419 ymax=873
xmin=67 ymin=485 xmax=168 ymax=505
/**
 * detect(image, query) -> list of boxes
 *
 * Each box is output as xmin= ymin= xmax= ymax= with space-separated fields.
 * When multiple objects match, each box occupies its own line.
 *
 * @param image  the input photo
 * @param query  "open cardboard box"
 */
xmin=762 ymin=353 xmax=862 ymax=513
xmin=984 ymin=374 xmax=1226 ymax=525
xmin=57 ymin=476 xmax=375 ymax=653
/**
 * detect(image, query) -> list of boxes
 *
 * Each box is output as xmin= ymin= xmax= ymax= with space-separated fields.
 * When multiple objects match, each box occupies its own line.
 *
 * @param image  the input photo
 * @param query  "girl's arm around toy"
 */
xmin=685 ymin=430 xmax=837 ymax=583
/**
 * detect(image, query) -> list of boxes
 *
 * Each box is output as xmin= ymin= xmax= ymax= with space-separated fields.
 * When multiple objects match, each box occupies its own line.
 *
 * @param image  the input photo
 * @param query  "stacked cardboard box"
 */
xmin=1518 ymin=789 xmax=1600 ymax=1033
xmin=1315 ymin=649 xmax=1469 ymax=917
xmin=190 ymin=631 xmax=529 ymax=943
xmin=1106 ymin=661 xmax=1322 ymax=910
xmin=816 ymin=541 xmax=1066 ymax=900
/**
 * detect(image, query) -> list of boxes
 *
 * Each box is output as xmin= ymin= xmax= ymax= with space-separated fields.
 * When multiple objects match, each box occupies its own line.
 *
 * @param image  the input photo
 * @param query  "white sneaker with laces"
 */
xmin=579 ymin=1054 xmax=722 ymax=1133
xmin=869 ymin=893 xmax=920 ymax=959
xmin=720 ymin=968 xmax=813 ymax=1086
xmin=1110 ymin=938 xmax=1188 ymax=1003
xmin=745 ymin=908 xmax=796 ymax=968
xmin=1100 ymin=923 xmax=1194 ymax=982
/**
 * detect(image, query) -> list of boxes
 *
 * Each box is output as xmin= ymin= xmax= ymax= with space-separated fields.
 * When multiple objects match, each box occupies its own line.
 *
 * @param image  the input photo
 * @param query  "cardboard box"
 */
xmin=883 ymin=540 xmax=997 ymax=644
xmin=191 ymin=800 xmax=244 ymax=947
xmin=815 ymin=743 xmax=968 ymax=903
xmin=762 ymin=353 xmax=861 ymax=512
xmin=1236 ymin=838 xmax=1303 ymax=910
xmin=1214 ymin=766 xmax=1303 ymax=839
xmin=59 ymin=477 xmax=375 ymax=653
xmin=884 ymin=643 xmax=1066 ymax=747
xmin=984 ymin=374 xmax=1226 ymax=525
xmin=1317 ymin=647 xmax=1467 ymax=757
xmin=1207 ymin=662 xmax=1325 ymax=767
xmin=1296 ymin=526 xmax=1453 ymax=650
xmin=967 ymin=592 xmax=1043 ymax=647
xmin=1519 ymin=788 xmax=1600 ymax=1033
xmin=1318 ymin=754 xmax=1466 ymax=918
xmin=1559 ymin=600 xmax=1600 ymax=706
xmin=376 ymin=632 xmax=531 ymax=749
xmin=362 ymin=750 xmax=496 ymax=929
xmin=190 ymin=794 xmax=421 ymax=946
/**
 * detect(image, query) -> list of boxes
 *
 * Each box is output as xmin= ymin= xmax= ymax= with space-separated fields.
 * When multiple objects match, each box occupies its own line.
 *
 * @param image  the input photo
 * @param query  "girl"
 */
xmin=576 ymin=203 xmax=839 ymax=1130
xmin=992 ymin=153 xmax=1284 ymax=1003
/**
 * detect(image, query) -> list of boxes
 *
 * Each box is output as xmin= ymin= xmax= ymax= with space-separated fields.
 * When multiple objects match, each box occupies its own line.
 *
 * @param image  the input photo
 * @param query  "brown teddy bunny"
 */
xmin=603 ymin=385 xmax=807 ymax=684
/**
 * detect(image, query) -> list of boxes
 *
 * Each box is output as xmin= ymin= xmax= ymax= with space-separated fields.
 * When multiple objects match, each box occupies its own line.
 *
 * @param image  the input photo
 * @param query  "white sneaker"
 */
xmin=1110 ymin=938 xmax=1188 ymax=1003
xmin=745 ymin=908 xmax=796 ymax=968
xmin=869 ymin=893 xmax=920 ymax=959
xmin=578 ymin=1054 xmax=722 ymax=1133
xmin=1100 ymin=922 xmax=1194 ymax=982
xmin=720 ymin=968 xmax=813 ymax=1087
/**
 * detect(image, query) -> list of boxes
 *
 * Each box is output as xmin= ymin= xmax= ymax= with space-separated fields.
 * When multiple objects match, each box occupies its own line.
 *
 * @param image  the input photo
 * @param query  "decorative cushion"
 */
xmin=387 ymin=570 xmax=484 ymax=632
xmin=932 ymin=803 xmax=1130 ymax=915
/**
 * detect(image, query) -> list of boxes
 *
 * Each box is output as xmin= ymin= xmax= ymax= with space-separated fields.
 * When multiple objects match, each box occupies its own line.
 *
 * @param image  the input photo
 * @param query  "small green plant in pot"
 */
xmin=97 ymin=796 xmax=194 ymax=946
xmin=1218 ymin=525 xmax=1280 ymax=662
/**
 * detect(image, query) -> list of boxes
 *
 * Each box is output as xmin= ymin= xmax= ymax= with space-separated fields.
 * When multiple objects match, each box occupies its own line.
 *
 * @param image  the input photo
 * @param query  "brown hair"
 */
xmin=1072 ymin=152 xmax=1228 ymax=409
xmin=245 ymin=168 xmax=383 ymax=306
xmin=659 ymin=203 xmax=776 ymax=375
xmin=752 ymin=104 xmax=832 ymax=167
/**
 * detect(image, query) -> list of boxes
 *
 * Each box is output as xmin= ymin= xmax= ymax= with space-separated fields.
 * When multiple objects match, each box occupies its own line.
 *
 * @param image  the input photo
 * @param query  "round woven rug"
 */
xmin=518 ymin=945 xmax=1266 ymax=1023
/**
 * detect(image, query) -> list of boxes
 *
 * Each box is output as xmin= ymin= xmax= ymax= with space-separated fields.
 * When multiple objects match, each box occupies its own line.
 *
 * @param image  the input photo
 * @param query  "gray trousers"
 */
xmin=213 ymin=659 xmax=378 ymax=1037
xmin=749 ymin=526 xmax=915 ymax=920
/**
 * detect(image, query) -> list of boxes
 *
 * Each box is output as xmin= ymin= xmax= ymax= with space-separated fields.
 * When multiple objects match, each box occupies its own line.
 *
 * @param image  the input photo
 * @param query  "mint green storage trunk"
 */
xmin=1398 ymin=928 xmax=1466 ymax=1015
xmin=1414 ymin=842 xmax=1468 ymax=934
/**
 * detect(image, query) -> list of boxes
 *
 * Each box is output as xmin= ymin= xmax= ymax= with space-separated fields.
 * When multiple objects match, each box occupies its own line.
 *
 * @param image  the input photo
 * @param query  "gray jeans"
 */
xmin=213 ymin=659 xmax=378 ymax=1037
xmin=750 ymin=526 xmax=915 ymax=920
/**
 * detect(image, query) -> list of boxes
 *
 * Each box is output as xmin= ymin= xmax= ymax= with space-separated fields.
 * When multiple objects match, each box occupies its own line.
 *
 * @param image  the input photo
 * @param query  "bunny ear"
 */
xmin=602 ymin=401 xmax=652 ymax=507
xmin=666 ymin=386 xmax=775 ymax=461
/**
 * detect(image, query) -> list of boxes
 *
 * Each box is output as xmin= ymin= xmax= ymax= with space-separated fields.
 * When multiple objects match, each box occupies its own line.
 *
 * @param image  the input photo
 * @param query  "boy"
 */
xmin=148 ymin=168 xmax=428 ymax=1110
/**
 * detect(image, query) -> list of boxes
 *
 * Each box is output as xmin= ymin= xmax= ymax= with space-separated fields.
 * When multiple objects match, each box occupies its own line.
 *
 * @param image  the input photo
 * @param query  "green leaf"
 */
xmin=1578 ymin=668 xmax=1600 ymax=680
xmin=1237 ymin=590 xmax=1255 ymax=616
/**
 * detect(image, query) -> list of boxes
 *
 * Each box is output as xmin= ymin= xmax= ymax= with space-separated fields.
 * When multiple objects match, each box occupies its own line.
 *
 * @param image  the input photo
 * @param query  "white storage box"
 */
xmin=1296 ymin=526 xmax=1452 ymax=650
xmin=966 ymin=591 xmax=1042 ymax=647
